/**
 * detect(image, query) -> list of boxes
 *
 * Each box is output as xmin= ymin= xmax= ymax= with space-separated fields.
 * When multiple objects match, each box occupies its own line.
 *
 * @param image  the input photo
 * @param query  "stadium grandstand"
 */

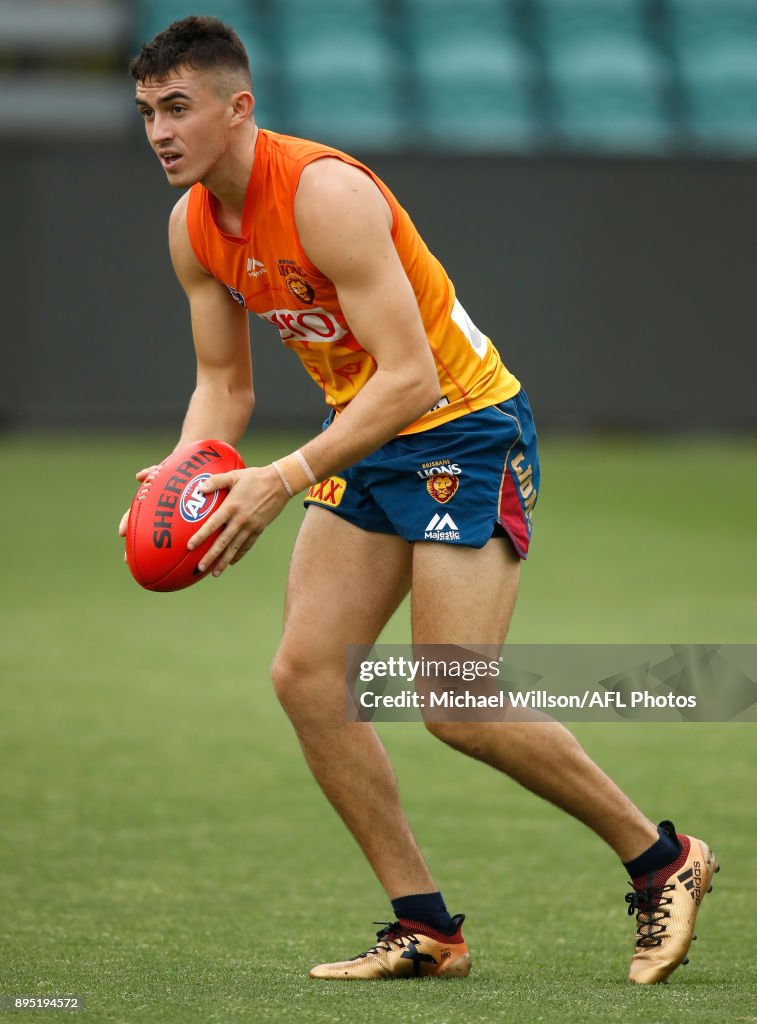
xmin=1 ymin=0 xmax=756 ymax=152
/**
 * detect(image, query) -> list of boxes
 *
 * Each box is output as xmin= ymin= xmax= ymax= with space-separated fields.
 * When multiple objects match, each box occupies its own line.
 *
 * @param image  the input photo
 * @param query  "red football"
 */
xmin=126 ymin=439 xmax=245 ymax=592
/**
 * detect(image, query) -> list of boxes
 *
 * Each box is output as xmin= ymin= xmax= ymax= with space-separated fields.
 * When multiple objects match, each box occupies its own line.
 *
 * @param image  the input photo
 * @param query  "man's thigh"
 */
xmin=411 ymin=535 xmax=520 ymax=646
xmin=279 ymin=506 xmax=412 ymax=667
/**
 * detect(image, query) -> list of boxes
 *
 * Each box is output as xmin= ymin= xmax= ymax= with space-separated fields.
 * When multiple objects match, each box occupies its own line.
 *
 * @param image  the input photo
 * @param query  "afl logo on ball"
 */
xmin=180 ymin=473 xmax=219 ymax=523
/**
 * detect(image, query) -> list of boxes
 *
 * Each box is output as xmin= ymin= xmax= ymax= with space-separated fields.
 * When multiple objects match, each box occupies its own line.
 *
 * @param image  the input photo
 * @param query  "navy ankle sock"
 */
xmin=391 ymin=892 xmax=455 ymax=934
xmin=623 ymin=821 xmax=681 ymax=880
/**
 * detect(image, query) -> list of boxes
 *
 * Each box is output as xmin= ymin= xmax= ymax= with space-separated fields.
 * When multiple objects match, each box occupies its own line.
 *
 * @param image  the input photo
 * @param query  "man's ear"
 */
xmin=230 ymin=90 xmax=254 ymax=125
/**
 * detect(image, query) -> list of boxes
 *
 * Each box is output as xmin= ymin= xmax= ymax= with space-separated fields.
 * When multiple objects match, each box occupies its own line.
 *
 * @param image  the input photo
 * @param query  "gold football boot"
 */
xmin=626 ymin=821 xmax=719 ymax=984
xmin=309 ymin=914 xmax=471 ymax=980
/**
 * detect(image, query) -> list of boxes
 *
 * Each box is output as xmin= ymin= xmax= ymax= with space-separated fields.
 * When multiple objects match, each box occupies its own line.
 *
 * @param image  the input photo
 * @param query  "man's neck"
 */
xmin=204 ymin=124 xmax=259 ymax=236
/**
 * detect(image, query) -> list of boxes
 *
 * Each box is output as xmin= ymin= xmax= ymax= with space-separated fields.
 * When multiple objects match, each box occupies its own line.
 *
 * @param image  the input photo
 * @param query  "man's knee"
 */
xmin=424 ymin=719 xmax=486 ymax=757
xmin=270 ymin=645 xmax=339 ymax=719
xmin=424 ymin=719 xmax=458 ymax=745
xmin=271 ymin=648 xmax=307 ymax=711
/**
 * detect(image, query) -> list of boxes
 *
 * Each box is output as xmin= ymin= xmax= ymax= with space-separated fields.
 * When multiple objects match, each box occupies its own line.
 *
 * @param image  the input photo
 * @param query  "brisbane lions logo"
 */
xmin=286 ymin=274 xmax=315 ymax=304
xmin=426 ymin=474 xmax=458 ymax=504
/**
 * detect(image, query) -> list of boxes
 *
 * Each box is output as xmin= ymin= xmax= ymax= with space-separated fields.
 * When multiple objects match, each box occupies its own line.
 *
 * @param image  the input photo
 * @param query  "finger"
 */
xmin=118 ymin=509 xmax=130 ymax=537
xmin=187 ymin=503 xmax=234 ymax=554
xmin=230 ymin=536 xmax=257 ymax=565
xmin=198 ymin=506 xmax=252 ymax=573
xmin=198 ymin=471 xmax=238 ymax=494
xmin=213 ymin=528 xmax=259 ymax=575
xmin=135 ymin=464 xmax=160 ymax=482
xmin=198 ymin=518 xmax=240 ymax=573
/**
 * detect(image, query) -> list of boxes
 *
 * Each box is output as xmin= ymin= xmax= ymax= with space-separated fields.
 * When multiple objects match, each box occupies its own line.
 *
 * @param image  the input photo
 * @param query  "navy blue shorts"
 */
xmin=303 ymin=390 xmax=540 ymax=556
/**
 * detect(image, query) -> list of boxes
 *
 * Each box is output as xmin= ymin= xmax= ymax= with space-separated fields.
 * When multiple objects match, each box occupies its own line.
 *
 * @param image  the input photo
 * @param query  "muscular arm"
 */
xmin=169 ymin=192 xmax=254 ymax=447
xmin=294 ymin=159 xmax=440 ymax=479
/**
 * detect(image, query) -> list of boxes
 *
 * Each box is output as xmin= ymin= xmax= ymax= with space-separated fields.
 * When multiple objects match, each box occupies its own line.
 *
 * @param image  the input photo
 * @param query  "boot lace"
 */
xmin=625 ymin=883 xmax=675 ymax=948
xmin=351 ymin=921 xmax=419 ymax=960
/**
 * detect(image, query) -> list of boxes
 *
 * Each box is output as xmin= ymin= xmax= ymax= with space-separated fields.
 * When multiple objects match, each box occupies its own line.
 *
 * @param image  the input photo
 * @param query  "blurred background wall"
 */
xmin=1 ymin=0 xmax=756 ymax=431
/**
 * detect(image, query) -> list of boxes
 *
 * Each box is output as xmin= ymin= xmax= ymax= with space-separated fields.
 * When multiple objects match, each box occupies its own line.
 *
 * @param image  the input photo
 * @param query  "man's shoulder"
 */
xmin=168 ymin=188 xmax=212 ymax=283
xmin=264 ymin=129 xmax=371 ymax=186
xmin=168 ymin=190 xmax=192 ymax=252
xmin=298 ymin=156 xmax=373 ymax=195
xmin=295 ymin=158 xmax=393 ymax=248
xmin=264 ymin=127 xmax=352 ymax=161
xmin=168 ymin=189 xmax=192 ymax=229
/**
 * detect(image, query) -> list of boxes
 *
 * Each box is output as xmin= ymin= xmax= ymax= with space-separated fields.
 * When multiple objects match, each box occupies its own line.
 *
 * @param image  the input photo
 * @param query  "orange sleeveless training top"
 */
xmin=186 ymin=129 xmax=519 ymax=434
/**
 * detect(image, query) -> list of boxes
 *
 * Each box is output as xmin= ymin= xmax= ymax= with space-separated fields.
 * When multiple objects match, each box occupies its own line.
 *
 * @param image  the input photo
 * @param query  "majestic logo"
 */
xmin=246 ymin=257 xmax=267 ymax=278
xmin=426 ymin=474 xmax=459 ymax=504
xmin=677 ymin=862 xmax=703 ymax=905
xmin=286 ymin=273 xmax=315 ymax=305
xmin=225 ymin=284 xmax=246 ymax=307
xmin=306 ymin=477 xmax=346 ymax=508
xmin=259 ymin=307 xmax=348 ymax=344
xmin=179 ymin=473 xmax=219 ymax=524
xmin=424 ymin=512 xmax=460 ymax=541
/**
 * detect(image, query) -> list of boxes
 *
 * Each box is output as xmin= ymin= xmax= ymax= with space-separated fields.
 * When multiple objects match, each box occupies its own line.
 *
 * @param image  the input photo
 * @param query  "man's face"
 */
xmin=135 ymin=66 xmax=235 ymax=188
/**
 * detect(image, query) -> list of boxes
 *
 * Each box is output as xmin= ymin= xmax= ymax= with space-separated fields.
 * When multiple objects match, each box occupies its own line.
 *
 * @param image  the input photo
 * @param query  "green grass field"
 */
xmin=1 ymin=433 xmax=755 ymax=1024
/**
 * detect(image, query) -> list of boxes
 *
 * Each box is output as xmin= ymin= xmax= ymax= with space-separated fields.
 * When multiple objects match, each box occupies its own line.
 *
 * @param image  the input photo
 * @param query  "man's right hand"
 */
xmin=119 ymin=464 xmax=162 ymax=559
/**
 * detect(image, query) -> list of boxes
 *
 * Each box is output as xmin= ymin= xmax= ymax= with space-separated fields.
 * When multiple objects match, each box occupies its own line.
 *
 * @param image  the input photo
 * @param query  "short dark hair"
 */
xmin=129 ymin=15 xmax=252 ymax=88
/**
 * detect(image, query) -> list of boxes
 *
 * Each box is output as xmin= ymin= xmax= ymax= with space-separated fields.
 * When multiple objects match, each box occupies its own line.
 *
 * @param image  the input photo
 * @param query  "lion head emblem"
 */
xmin=286 ymin=274 xmax=315 ymax=304
xmin=426 ymin=474 xmax=458 ymax=504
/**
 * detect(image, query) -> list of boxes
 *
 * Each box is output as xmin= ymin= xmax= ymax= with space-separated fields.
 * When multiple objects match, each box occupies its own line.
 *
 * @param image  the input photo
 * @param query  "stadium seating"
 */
xmin=535 ymin=0 xmax=646 ymax=48
xmin=535 ymin=0 xmax=670 ymax=150
xmin=407 ymin=0 xmax=539 ymax=149
xmin=678 ymin=40 xmax=757 ymax=150
xmin=403 ymin=0 xmax=514 ymax=40
xmin=136 ymin=0 xmax=256 ymax=43
xmin=124 ymin=0 xmax=757 ymax=154
xmin=415 ymin=35 xmax=538 ymax=150
xmin=269 ymin=0 xmax=403 ymax=147
xmin=0 ymin=0 xmax=127 ymax=55
xmin=271 ymin=0 xmax=385 ymax=38
xmin=667 ymin=0 xmax=757 ymax=47
xmin=282 ymin=38 xmax=404 ymax=147
xmin=667 ymin=0 xmax=757 ymax=149
xmin=547 ymin=38 xmax=670 ymax=151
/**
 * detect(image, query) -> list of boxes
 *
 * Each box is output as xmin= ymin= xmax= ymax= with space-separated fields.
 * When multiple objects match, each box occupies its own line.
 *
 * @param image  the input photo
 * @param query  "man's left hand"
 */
xmin=188 ymin=465 xmax=290 ymax=576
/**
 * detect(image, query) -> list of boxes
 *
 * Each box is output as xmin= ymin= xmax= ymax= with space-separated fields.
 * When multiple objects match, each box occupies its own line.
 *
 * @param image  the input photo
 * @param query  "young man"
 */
xmin=122 ymin=17 xmax=717 ymax=982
